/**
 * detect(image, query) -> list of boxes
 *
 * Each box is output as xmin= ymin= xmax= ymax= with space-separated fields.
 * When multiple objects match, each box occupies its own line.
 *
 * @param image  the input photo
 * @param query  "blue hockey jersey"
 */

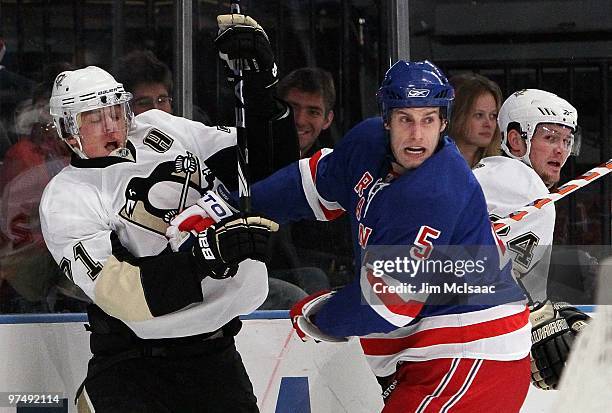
xmin=250 ymin=117 xmax=530 ymax=376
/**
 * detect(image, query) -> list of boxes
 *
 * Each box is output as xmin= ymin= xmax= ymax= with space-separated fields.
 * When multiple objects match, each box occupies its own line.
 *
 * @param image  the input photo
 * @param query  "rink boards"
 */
xmin=0 ymin=312 xmax=568 ymax=412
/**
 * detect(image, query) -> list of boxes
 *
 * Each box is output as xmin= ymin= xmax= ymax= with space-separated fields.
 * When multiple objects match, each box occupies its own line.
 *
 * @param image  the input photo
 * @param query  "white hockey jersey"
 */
xmin=40 ymin=110 xmax=268 ymax=339
xmin=473 ymin=156 xmax=554 ymax=304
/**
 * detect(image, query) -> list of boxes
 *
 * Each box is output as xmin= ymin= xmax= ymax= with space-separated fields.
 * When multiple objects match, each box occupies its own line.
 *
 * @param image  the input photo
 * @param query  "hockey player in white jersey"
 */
xmin=471 ymin=89 xmax=590 ymax=390
xmin=39 ymin=16 xmax=294 ymax=413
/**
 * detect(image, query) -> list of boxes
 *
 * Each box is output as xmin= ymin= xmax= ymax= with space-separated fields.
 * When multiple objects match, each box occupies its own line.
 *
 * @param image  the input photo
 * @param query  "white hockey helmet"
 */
xmin=499 ymin=89 xmax=579 ymax=167
xmin=50 ymin=66 xmax=133 ymax=158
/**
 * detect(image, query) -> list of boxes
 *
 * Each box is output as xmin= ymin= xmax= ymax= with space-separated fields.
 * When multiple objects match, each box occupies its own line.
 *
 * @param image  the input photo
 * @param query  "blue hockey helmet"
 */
xmin=377 ymin=60 xmax=454 ymax=121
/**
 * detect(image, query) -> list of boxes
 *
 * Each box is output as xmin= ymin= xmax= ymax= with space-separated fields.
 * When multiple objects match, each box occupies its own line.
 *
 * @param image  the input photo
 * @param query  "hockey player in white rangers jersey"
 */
xmin=39 ymin=15 xmax=294 ymax=413
xmin=470 ymin=89 xmax=590 ymax=390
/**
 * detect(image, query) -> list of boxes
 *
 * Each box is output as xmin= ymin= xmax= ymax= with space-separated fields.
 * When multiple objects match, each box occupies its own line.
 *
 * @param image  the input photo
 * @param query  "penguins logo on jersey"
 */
xmin=119 ymin=153 xmax=216 ymax=235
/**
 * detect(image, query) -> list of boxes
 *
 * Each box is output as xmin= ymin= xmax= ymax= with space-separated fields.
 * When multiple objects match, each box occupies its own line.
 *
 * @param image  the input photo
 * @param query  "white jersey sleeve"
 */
xmin=473 ymin=156 xmax=554 ymax=304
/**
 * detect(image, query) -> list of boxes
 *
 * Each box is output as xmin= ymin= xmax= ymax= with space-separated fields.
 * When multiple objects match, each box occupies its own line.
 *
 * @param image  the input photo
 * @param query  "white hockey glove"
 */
xmin=166 ymin=190 xmax=236 ymax=252
xmin=215 ymin=14 xmax=278 ymax=87
xmin=289 ymin=290 xmax=349 ymax=343
xmin=529 ymin=301 xmax=590 ymax=390
xmin=166 ymin=205 xmax=213 ymax=252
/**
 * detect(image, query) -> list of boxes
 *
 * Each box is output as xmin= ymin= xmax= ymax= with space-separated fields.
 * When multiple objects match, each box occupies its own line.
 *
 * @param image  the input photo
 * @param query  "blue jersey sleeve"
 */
xmin=249 ymin=117 xmax=386 ymax=224
xmin=250 ymin=148 xmax=346 ymax=224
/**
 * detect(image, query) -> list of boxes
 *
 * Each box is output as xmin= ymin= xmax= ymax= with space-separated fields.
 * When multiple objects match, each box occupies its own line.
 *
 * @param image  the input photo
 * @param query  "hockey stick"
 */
xmin=177 ymin=151 xmax=194 ymax=213
xmin=231 ymin=0 xmax=251 ymax=212
xmin=493 ymin=159 xmax=612 ymax=233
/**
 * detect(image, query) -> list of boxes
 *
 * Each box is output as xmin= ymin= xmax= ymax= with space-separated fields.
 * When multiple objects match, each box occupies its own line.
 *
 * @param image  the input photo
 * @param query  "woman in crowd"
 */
xmin=448 ymin=73 xmax=503 ymax=167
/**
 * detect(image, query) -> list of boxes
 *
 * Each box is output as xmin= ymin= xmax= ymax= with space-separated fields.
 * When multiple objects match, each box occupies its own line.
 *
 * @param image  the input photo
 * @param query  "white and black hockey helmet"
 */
xmin=49 ymin=66 xmax=133 ymax=158
xmin=499 ymin=89 xmax=579 ymax=167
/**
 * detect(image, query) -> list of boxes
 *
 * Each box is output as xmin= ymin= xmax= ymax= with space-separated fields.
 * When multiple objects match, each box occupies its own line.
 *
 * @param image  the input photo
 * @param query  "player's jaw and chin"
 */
xmin=70 ymin=133 xmax=127 ymax=158
xmin=529 ymin=144 xmax=570 ymax=187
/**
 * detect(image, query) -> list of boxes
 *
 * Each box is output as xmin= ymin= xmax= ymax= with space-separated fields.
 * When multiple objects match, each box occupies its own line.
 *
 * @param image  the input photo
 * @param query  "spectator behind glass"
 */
xmin=114 ymin=49 xmax=211 ymax=124
xmin=448 ymin=73 xmax=503 ymax=168
xmin=114 ymin=50 xmax=173 ymax=115
xmin=258 ymin=68 xmax=353 ymax=311
xmin=0 ymin=62 xmax=87 ymax=313
xmin=0 ymin=36 xmax=36 ymax=157
xmin=277 ymin=67 xmax=335 ymax=158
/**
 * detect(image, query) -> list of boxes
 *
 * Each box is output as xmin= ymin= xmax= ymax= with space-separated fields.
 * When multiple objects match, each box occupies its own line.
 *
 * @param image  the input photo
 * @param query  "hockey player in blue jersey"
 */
xmin=246 ymin=60 xmax=532 ymax=412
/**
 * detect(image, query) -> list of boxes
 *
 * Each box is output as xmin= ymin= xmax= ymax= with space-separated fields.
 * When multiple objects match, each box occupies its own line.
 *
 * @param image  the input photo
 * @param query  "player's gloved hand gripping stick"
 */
xmin=166 ymin=190 xmax=278 ymax=280
xmin=215 ymin=1 xmax=277 ymax=212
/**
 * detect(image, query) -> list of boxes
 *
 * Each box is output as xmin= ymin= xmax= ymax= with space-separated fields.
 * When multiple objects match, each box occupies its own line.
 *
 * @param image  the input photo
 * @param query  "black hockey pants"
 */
xmin=75 ymin=305 xmax=258 ymax=413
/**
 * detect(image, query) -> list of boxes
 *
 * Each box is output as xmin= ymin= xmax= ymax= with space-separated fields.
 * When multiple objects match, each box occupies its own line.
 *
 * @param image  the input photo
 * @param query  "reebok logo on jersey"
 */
xmin=531 ymin=318 xmax=569 ymax=343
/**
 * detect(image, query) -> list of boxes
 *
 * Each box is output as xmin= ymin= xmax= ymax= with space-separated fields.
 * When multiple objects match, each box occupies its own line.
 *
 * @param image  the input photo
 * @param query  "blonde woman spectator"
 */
xmin=448 ymin=73 xmax=503 ymax=167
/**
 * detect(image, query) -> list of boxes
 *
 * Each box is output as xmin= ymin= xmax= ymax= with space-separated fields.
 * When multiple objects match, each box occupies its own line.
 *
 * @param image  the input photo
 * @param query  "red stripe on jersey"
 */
xmin=360 ymin=306 xmax=529 ymax=355
xmin=308 ymin=150 xmax=344 ymax=221
xmin=308 ymin=150 xmax=324 ymax=181
xmin=366 ymin=269 xmax=424 ymax=318
xmin=321 ymin=207 xmax=344 ymax=220
xmin=491 ymin=225 xmax=506 ymax=255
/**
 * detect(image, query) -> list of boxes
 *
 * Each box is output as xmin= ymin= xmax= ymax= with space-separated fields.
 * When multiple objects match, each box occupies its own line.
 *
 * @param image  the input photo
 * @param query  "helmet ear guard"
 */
xmin=570 ymin=124 xmax=582 ymax=156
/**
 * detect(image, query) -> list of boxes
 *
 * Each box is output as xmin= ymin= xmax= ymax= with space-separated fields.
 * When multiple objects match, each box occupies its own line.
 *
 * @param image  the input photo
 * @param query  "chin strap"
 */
xmin=517 ymin=135 xmax=534 ymax=168
xmin=65 ymin=135 xmax=89 ymax=159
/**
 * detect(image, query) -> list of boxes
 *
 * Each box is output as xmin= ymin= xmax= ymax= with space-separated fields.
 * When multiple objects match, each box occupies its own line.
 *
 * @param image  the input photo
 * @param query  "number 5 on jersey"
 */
xmin=410 ymin=226 xmax=441 ymax=260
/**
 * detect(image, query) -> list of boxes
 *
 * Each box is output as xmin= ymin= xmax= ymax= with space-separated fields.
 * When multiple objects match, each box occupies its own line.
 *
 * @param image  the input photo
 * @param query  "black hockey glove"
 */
xmin=215 ymin=14 xmax=278 ymax=88
xmin=529 ymin=301 xmax=590 ymax=390
xmin=192 ymin=213 xmax=279 ymax=280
